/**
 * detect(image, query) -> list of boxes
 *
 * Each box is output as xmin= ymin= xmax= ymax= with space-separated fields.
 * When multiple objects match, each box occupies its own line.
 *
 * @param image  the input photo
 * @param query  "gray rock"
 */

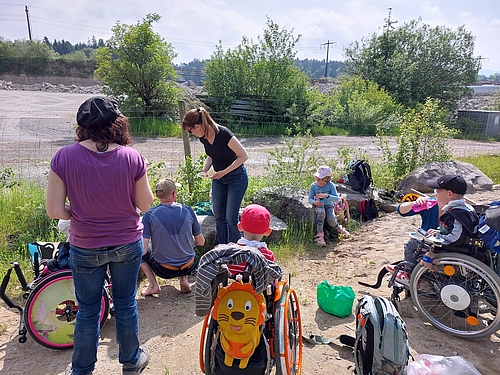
xmin=195 ymin=212 xmax=288 ymax=251
xmin=398 ymin=161 xmax=493 ymax=194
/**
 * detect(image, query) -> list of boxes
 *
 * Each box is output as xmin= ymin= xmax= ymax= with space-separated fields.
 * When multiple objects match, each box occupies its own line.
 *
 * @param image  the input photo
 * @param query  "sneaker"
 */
xmin=123 ymin=345 xmax=150 ymax=375
xmin=387 ymin=270 xmax=410 ymax=288
xmin=315 ymin=233 xmax=326 ymax=247
xmin=336 ymin=225 xmax=350 ymax=237
xmin=65 ymin=364 xmax=73 ymax=375
xmin=385 ymin=264 xmax=397 ymax=273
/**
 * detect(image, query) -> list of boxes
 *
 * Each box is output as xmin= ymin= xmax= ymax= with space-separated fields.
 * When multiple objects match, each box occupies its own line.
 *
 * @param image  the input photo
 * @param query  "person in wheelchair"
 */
xmin=389 ymin=174 xmax=479 ymax=285
xmin=227 ymin=204 xmax=276 ymax=275
xmin=420 ymin=174 xmax=479 ymax=271
xmin=140 ymin=178 xmax=205 ymax=295
xmin=195 ymin=207 xmax=301 ymax=375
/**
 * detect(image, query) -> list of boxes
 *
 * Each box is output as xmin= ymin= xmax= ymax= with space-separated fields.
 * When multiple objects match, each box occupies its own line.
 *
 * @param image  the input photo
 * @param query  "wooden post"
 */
xmin=178 ymin=100 xmax=193 ymax=193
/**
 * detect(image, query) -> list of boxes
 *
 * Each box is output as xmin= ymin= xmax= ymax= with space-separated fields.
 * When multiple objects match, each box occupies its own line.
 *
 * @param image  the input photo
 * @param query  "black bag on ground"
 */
xmin=347 ymin=160 xmax=372 ymax=193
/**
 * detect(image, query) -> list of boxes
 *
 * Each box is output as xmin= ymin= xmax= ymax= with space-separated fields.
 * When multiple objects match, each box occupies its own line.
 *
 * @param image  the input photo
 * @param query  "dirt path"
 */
xmin=1 ymin=188 xmax=499 ymax=375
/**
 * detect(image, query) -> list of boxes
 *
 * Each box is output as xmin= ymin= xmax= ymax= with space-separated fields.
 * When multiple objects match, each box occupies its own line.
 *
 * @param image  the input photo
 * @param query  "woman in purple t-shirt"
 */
xmin=46 ymin=96 xmax=153 ymax=375
xmin=182 ymin=107 xmax=248 ymax=244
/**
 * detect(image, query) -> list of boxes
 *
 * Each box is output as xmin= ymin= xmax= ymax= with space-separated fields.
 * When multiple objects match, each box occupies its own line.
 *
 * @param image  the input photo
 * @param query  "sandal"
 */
xmin=315 ymin=232 xmax=326 ymax=247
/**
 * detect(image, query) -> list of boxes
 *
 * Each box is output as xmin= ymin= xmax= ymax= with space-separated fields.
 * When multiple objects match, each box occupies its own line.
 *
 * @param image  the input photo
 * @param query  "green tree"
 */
xmin=95 ymin=13 xmax=179 ymax=118
xmin=325 ymin=76 xmax=401 ymax=135
xmin=377 ymin=98 xmax=458 ymax=187
xmin=203 ymin=18 xmax=311 ymax=127
xmin=344 ymin=17 xmax=480 ymax=112
xmin=0 ymin=38 xmax=56 ymax=74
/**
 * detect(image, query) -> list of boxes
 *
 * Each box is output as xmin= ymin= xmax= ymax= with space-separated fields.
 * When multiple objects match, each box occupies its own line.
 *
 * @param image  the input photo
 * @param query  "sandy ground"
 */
xmin=1 ymin=91 xmax=500 ymax=374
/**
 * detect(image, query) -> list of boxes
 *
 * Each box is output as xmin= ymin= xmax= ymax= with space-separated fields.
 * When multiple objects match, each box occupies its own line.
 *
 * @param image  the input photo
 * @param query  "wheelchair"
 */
xmin=360 ymin=231 xmax=500 ymax=339
xmin=0 ymin=242 xmax=112 ymax=349
xmin=195 ymin=245 xmax=303 ymax=375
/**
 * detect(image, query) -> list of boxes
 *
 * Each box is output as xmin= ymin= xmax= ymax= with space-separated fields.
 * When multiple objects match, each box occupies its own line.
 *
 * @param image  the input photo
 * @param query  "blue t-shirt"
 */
xmin=308 ymin=181 xmax=339 ymax=208
xmin=396 ymin=204 xmax=439 ymax=231
xmin=142 ymin=203 xmax=201 ymax=266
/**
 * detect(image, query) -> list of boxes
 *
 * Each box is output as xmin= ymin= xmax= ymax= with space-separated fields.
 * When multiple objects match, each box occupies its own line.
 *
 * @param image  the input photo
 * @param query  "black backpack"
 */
xmin=346 ymin=296 xmax=410 ymax=375
xmin=360 ymin=198 xmax=378 ymax=221
xmin=347 ymin=160 xmax=372 ymax=193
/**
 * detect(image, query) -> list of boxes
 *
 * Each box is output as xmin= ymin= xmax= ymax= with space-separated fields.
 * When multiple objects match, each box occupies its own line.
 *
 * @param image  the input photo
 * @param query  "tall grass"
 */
xmin=458 ymin=154 xmax=500 ymax=184
xmin=0 ymin=179 xmax=65 ymax=275
xmin=129 ymin=117 xmax=182 ymax=137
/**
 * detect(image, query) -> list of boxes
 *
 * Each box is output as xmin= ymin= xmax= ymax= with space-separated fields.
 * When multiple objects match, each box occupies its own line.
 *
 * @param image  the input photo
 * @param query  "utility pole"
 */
xmin=25 ymin=6 xmax=32 ymax=41
xmin=321 ymin=40 xmax=336 ymax=77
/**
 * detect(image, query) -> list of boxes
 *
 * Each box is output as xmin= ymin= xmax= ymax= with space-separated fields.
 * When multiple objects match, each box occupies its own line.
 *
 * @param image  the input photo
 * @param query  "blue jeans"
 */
xmin=69 ymin=240 xmax=143 ymax=375
xmin=314 ymin=205 xmax=339 ymax=233
xmin=211 ymin=165 xmax=248 ymax=244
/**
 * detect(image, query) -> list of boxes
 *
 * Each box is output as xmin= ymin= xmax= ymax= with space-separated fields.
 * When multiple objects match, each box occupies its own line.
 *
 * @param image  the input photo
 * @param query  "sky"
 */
xmin=1 ymin=0 xmax=499 ymax=75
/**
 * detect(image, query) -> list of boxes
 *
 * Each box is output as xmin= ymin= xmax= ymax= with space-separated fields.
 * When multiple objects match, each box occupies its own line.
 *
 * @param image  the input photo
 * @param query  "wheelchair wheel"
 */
xmin=199 ymin=314 xmax=218 ymax=375
xmin=273 ymin=283 xmax=302 ymax=375
xmin=24 ymin=270 xmax=110 ymax=349
xmin=410 ymin=252 xmax=500 ymax=339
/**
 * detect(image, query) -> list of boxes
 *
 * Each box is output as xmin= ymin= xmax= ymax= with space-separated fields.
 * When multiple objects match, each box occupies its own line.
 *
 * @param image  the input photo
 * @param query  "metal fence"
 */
xmin=1 ymin=90 xmax=500 ymax=187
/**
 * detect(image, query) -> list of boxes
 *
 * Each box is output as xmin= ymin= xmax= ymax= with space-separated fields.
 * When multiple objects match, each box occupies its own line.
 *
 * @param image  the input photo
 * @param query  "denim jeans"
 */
xmin=211 ymin=165 xmax=248 ymax=244
xmin=69 ymin=240 xmax=143 ymax=375
xmin=314 ymin=205 xmax=339 ymax=233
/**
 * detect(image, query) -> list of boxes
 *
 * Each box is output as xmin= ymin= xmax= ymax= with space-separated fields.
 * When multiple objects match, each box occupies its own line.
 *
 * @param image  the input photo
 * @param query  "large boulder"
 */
xmin=196 ymin=212 xmax=288 ymax=251
xmin=397 ymin=161 xmax=493 ymax=195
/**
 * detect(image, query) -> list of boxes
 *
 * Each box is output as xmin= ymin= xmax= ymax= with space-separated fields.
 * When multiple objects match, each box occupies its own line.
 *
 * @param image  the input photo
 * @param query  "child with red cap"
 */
xmin=309 ymin=165 xmax=350 ymax=246
xmin=228 ymin=204 xmax=276 ymax=274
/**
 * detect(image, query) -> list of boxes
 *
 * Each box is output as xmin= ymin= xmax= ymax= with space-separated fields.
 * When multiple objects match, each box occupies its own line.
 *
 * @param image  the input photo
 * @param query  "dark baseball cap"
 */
xmin=76 ymin=96 xmax=122 ymax=127
xmin=426 ymin=175 xmax=467 ymax=195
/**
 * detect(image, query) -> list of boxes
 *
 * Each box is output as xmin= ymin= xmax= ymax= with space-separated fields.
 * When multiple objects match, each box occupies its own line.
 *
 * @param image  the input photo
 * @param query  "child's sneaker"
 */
xmin=123 ymin=345 xmax=150 ymax=375
xmin=336 ymin=225 xmax=350 ymax=237
xmin=315 ymin=232 xmax=326 ymax=247
xmin=385 ymin=265 xmax=410 ymax=288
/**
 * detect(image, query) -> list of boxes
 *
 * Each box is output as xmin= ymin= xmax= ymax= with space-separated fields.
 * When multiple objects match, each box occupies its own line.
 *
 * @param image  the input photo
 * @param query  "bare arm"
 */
xmin=397 ymin=201 xmax=414 ymax=215
xmin=46 ymin=169 xmax=71 ymax=220
xmin=202 ymin=156 xmax=213 ymax=173
xmin=397 ymin=196 xmax=429 ymax=215
xmin=135 ymin=173 xmax=154 ymax=213
xmin=194 ymin=233 xmax=205 ymax=247
xmin=211 ymin=136 xmax=248 ymax=179
xmin=142 ymin=238 xmax=149 ymax=255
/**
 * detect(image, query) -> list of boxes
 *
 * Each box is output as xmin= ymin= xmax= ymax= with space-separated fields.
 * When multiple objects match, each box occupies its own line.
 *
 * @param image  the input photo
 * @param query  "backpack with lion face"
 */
xmin=212 ymin=280 xmax=266 ymax=369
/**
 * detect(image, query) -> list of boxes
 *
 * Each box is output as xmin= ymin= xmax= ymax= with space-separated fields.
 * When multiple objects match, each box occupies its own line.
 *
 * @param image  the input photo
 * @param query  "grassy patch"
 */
xmin=129 ymin=117 xmax=182 ymax=137
xmin=457 ymin=154 xmax=500 ymax=184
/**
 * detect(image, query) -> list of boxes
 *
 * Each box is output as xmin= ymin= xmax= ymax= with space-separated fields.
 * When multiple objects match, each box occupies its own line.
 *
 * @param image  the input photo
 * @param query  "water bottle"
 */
xmin=412 ymin=198 xmax=437 ymax=212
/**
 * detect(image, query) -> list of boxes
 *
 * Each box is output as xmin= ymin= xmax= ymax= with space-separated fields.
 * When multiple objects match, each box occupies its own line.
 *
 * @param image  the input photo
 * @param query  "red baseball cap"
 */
xmin=240 ymin=204 xmax=271 ymax=234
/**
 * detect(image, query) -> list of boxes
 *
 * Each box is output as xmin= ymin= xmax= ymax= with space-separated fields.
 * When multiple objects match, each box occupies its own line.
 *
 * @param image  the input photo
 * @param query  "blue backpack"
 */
xmin=478 ymin=201 xmax=500 ymax=253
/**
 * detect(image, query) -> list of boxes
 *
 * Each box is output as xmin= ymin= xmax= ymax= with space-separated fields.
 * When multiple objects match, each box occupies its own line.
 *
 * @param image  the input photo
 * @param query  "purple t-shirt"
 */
xmin=50 ymin=143 xmax=147 ymax=248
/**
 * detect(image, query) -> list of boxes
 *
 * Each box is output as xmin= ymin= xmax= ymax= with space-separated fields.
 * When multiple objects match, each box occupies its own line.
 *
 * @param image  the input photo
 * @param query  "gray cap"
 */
xmin=154 ymin=179 xmax=180 ymax=196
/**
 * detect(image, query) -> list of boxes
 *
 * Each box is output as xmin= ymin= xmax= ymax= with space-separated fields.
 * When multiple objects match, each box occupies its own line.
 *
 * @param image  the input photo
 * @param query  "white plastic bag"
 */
xmin=407 ymin=354 xmax=482 ymax=375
